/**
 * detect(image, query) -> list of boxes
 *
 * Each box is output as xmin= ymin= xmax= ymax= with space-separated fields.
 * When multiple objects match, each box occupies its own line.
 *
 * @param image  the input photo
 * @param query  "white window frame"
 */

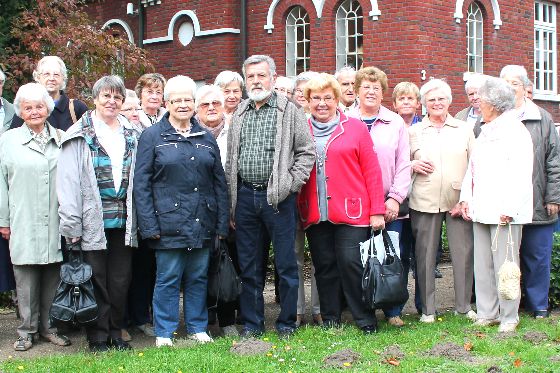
xmin=336 ymin=0 xmax=364 ymax=70
xmin=534 ymin=1 xmax=558 ymax=100
xmin=466 ymin=2 xmax=483 ymax=73
xmin=286 ymin=6 xmax=310 ymax=77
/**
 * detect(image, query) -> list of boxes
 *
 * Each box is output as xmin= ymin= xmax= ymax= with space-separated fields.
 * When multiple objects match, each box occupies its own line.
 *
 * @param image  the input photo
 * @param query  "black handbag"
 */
xmin=362 ymin=230 xmax=409 ymax=310
xmin=50 ymin=241 xmax=98 ymax=327
xmin=207 ymin=238 xmax=242 ymax=308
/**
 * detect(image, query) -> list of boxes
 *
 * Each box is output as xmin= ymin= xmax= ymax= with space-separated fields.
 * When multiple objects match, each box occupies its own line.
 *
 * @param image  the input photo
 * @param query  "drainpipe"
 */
xmin=138 ymin=0 xmax=144 ymax=48
xmin=240 ymin=0 xmax=247 ymax=64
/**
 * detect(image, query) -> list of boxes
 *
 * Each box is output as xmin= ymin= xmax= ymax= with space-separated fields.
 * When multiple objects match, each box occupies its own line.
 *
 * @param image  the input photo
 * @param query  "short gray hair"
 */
xmin=0 ymin=68 xmax=5 ymax=82
xmin=32 ymin=56 xmax=68 ymax=90
xmin=295 ymin=71 xmax=320 ymax=87
xmin=214 ymin=70 xmax=244 ymax=89
xmin=14 ymin=83 xmax=55 ymax=117
xmin=195 ymin=84 xmax=225 ymax=109
xmin=125 ymin=89 xmax=138 ymax=100
xmin=164 ymin=75 xmax=197 ymax=101
xmin=478 ymin=76 xmax=516 ymax=114
xmin=274 ymin=76 xmax=295 ymax=91
xmin=242 ymin=55 xmax=276 ymax=78
xmin=419 ymin=78 xmax=453 ymax=106
xmin=92 ymin=75 xmax=126 ymax=101
xmin=464 ymin=73 xmax=487 ymax=93
xmin=334 ymin=66 xmax=356 ymax=80
xmin=500 ymin=65 xmax=530 ymax=88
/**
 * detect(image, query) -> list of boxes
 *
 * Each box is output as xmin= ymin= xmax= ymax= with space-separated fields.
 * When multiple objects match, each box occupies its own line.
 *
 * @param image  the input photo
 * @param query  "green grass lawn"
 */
xmin=1 ymin=313 xmax=560 ymax=372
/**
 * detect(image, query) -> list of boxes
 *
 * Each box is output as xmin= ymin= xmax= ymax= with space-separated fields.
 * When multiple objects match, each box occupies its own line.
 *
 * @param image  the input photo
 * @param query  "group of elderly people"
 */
xmin=0 ymin=52 xmax=557 ymax=352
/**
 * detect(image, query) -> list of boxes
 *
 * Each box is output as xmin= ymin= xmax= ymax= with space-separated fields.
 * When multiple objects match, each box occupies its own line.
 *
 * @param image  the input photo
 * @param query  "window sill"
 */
xmin=533 ymin=93 xmax=560 ymax=102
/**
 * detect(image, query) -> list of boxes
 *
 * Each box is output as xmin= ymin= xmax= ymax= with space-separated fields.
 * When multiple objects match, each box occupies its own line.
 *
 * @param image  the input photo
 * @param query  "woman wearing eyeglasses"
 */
xmin=134 ymin=76 xmax=229 ymax=347
xmin=134 ymin=73 xmax=167 ymax=129
xmin=297 ymin=73 xmax=385 ymax=333
xmin=348 ymin=67 xmax=412 ymax=328
xmin=57 ymin=75 xmax=138 ymax=352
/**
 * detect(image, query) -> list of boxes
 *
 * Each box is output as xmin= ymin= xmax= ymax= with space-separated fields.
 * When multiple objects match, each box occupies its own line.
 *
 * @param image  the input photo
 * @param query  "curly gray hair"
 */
xmin=478 ymin=76 xmax=516 ymax=114
xmin=242 ymin=55 xmax=276 ymax=78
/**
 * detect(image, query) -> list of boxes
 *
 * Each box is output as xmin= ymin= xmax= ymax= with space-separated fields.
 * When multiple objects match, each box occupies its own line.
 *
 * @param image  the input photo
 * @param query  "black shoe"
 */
xmin=107 ymin=337 xmax=132 ymax=351
xmin=534 ymin=310 xmax=550 ymax=319
xmin=434 ymin=268 xmax=443 ymax=279
xmin=361 ymin=325 xmax=378 ymax=334
xmin=239 ymin=328 xmax=263 ymax=339
xmin=89 ymin=341 xmax=109 ymax=353
xmin=322 ymin=319 xmax=341 ymax=329
xmin=277 ymin=328 xmax=295 ymax=339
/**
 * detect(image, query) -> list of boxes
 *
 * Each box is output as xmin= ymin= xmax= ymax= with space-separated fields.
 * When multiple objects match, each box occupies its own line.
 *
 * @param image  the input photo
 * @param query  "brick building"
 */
xmin=85 ymin=0 xmax=560 ymax=119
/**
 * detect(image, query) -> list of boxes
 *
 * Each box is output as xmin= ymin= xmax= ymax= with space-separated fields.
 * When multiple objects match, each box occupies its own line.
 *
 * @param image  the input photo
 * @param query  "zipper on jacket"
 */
xmin=156 ymin=143 xmax=178 ymax=148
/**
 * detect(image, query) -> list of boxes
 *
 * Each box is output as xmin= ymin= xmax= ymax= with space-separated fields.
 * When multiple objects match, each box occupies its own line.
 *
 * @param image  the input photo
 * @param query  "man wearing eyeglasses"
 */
xmin=225 ymin=55 xmax=315 ymax=339
xmin=0 ymin=68 xmax=15 ymax=135
xmin=11 ymin=56 xmax=88 ymax=131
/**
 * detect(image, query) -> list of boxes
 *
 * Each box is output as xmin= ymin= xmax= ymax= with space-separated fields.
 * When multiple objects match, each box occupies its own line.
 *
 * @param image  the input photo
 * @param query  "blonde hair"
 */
xmin=303 ymin=73 xmax=342 ymax=102
xmin=355 ymin=66 xmax=388 ymax=93
xmin=392 ymin=82 xmax=420 ymax=103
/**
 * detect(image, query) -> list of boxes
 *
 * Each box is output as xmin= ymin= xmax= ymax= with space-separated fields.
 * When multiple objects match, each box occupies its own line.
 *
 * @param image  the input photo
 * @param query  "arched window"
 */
xmin=466 ymin=2 xmax=483 ymax=73
xmin=286 ymin=6 xmax=310 ymax=77
xmin=336 ymin=0 xmax=363 ymax=70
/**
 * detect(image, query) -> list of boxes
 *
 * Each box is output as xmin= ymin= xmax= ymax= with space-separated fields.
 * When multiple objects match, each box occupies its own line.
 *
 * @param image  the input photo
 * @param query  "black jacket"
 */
xmin=133 ymin=113 xmax=229 ymax=249
xmin=11 ymin=91 xmax=88 ymax=131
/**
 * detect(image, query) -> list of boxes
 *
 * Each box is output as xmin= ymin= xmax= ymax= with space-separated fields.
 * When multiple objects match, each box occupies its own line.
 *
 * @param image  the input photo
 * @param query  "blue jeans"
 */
xmin=235 ymin=186 xmax=298 ymax=332
xmin=383 ymin=219 xmax=422 ymax=317
xmin=153 ymin=247 xmax=209 ymax=337
xmin=520 ymin=223 xmax=554 ymax=311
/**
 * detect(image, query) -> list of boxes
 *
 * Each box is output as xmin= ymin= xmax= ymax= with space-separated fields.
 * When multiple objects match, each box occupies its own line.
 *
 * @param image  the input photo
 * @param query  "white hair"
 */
xmin=478 ymin=76 xmax=516 ymax=114
xmin=32 ymin=56 xmax=68 ymax=90
xmin=274 ymin=76 xmax=295 ymax=91
xmin=295 ymin=71 xmax=320 ymax=87
xmin=500 ymin=65 xmax=531 ymax=88
xmin=14 ymin=83 xmax=55 ymax=117
xmin=164 ymin=75 xmax=197 ymax=101
xmin=214 ymin=70 xmax=244 ymax=89
xmin=125 ymin=89 xmax=138 ymax=100
xmin=464 ymin=73 xmax=487 ymax=93
xmin=195 ymin=85 xmax=225 ymax=109
xmin=334 ymin=66 xmax=356 ymax=80
xmin=420 ymin=79 xmax=453 ymax=106
xmin=242 ymin=55 xmax=277 ymax=78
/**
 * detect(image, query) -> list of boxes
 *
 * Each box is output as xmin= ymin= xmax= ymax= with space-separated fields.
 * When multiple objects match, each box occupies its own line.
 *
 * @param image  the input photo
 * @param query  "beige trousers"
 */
xmin=13 ymin=263 xmax=60 ymax=338
xmin=410 ymin=210 xmax=474 ymax=315
xmin=473 ymin=223 xmax=522 ymax=324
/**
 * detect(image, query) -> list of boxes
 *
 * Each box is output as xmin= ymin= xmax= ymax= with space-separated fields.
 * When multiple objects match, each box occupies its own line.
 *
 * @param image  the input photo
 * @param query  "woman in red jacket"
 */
xmin=298 ymin=73 xmax=385 ymax=333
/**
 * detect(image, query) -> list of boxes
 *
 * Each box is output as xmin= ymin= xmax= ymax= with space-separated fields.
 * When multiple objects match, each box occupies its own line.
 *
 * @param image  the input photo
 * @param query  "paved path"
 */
xmin=0 ymin=265 xmax=458 ymax=361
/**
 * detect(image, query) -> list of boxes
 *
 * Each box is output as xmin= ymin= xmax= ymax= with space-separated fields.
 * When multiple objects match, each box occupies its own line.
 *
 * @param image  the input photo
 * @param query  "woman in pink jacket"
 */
xmin=298 ymin=73 xmax=385 ymax=333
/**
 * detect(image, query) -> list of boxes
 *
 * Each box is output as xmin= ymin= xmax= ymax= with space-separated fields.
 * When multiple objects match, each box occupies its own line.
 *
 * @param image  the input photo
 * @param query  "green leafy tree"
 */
xmin=2 ymin=0 xmax=153 ymax=103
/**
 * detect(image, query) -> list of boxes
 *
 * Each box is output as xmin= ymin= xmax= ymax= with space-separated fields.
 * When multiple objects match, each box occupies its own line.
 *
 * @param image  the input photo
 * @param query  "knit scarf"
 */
xmin=195 ymin=114 xmax=225 ymax=138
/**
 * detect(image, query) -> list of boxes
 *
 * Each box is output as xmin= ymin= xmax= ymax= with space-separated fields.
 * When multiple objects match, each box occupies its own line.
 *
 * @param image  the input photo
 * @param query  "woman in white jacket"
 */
xmin=460 ymin=76 xmax=533 ymax=333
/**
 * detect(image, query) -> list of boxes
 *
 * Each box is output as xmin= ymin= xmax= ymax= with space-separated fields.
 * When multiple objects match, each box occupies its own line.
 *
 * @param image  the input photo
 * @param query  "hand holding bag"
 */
xmin=493 ymin=223 xmax=521 ymax=300
xmin=207 ymin=237 xmax=242 ymax=308
xmin=50 ymin=240 xmax=98 ymax=327
xmin=362 ymin=229 xmax=409 ymax=310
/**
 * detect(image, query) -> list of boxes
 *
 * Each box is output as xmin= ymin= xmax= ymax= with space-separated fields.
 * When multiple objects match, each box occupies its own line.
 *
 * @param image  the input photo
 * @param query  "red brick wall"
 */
xmin=84 ymin=0 xmax=560 ymax=120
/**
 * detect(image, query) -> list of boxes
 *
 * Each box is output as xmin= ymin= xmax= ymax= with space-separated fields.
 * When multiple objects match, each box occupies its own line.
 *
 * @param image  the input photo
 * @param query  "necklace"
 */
xmin=174 ymin=126 xmax=190 ymax=134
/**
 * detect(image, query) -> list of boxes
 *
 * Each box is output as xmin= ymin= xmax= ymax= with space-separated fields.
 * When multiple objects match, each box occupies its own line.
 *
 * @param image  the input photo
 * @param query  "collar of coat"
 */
xmin=420 ymin=113 xmax=462 ymax=129
xmin=61 ymin=110 xmax=135 ymax=145
xmin=236 ymin=91 xmax=286 ymax=116
xmin=520 ymin=98 xmax=542 ymax=121
xmin=18 ymin=121 xmax=62 ymax=147
xmin=158 ymin=112 xmax=207 ymax=138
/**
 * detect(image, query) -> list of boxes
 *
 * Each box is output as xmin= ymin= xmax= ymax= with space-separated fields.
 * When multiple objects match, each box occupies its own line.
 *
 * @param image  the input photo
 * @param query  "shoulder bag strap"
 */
xmin=69 ymin=99 xmax=78 ymax=124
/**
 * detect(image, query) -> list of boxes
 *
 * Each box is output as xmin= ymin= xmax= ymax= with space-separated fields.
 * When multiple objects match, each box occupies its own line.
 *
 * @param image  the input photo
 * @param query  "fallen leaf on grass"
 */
xmin=464 ymin=342 xmax=473 ymax=351
xmin=513 ymin=358 xmax=522 ymax=368
xmin=343 ymin=362 xmax=351 ymax=367
xmin=386 ymin=358 xmax=400 ymax=366
xmin=475 ymin=332 xmax=487 ymax=339
xmin=508 ymin=352 xmax=515 ymax=356
xmin=373 ymin=350 xmax=381 ymax=355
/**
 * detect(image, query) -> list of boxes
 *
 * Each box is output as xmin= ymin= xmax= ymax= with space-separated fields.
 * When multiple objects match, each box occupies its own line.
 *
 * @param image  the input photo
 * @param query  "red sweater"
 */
xmin=298 ymin=112 xmax=386 ymax=229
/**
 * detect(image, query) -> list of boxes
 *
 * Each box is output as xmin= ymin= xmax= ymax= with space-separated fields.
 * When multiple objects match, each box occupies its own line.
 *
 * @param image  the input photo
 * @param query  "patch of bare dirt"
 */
xmin=486 ymin=366 xmax=502 ymax=373
xmin=494 ymin=332 xmax=516 ymax=340
xmin=323 ymin=348 xmax=361 ymax=369
xmin=428 ymin=342 xmax=474 ymax=362
xmin=381 ymin=345 xmax=405 ymax=360
xmin=523 ymin=331 xmax=548 ymax=344
xmin=229 ymin=338 xmax=272 ymax=356
xmin=549 ymin=355 xmax=560 ymax=362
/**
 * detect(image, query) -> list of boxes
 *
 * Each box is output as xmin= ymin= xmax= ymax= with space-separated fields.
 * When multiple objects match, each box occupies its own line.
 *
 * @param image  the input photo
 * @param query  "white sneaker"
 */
xmin=420 ymin=314 xmax=435 ymax=323
xmin=189 ymin=332 xmax=213 ymax=343
xmin=222 ymin=325 xmax=239 ymax=337
xmin=455 ymin=310 xmax=478 ymax=321
xmin=156 ymin=337 xmax=173 ymax=347
xmin=498 ymin=322 xmax=518 ymax=333
xmin=473 ymin=318 xmax=500 ymax=327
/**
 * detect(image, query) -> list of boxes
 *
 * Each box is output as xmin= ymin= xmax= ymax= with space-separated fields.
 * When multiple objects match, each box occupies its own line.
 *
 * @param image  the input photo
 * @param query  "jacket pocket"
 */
xmin=200 ymin=197 xmax=218 ymax=235
xmin=155 ymin=198 xmax=181 ymax=235
xmin=345 ymin=198 xmax=363 ymax=219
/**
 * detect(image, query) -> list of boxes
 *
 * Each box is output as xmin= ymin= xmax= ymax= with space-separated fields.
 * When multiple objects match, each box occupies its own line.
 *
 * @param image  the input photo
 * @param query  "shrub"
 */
xmin=549 ymin=232 xmax=560 ymax=308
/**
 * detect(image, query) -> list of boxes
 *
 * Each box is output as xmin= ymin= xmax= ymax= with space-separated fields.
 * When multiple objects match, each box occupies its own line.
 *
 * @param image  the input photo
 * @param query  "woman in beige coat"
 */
xmin=0 ymin=83 xmax=70 ymax=351
xmin=408 ymin=79 xmax=475 ymax=323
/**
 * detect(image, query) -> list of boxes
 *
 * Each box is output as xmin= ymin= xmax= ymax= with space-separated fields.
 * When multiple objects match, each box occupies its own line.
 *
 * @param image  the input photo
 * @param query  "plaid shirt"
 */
xmin=238 ymin=93 xmax=278 ymax=184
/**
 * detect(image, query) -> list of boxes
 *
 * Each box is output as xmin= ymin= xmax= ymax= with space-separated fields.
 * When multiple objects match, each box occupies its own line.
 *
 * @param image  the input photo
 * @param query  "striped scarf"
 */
xmin=81 ymin=112 xmax=135 ymax=229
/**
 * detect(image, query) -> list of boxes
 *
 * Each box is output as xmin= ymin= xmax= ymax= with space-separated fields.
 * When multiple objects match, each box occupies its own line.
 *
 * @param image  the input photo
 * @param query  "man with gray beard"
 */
xmin=225 ymin=55 xmax=315 ymax=338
